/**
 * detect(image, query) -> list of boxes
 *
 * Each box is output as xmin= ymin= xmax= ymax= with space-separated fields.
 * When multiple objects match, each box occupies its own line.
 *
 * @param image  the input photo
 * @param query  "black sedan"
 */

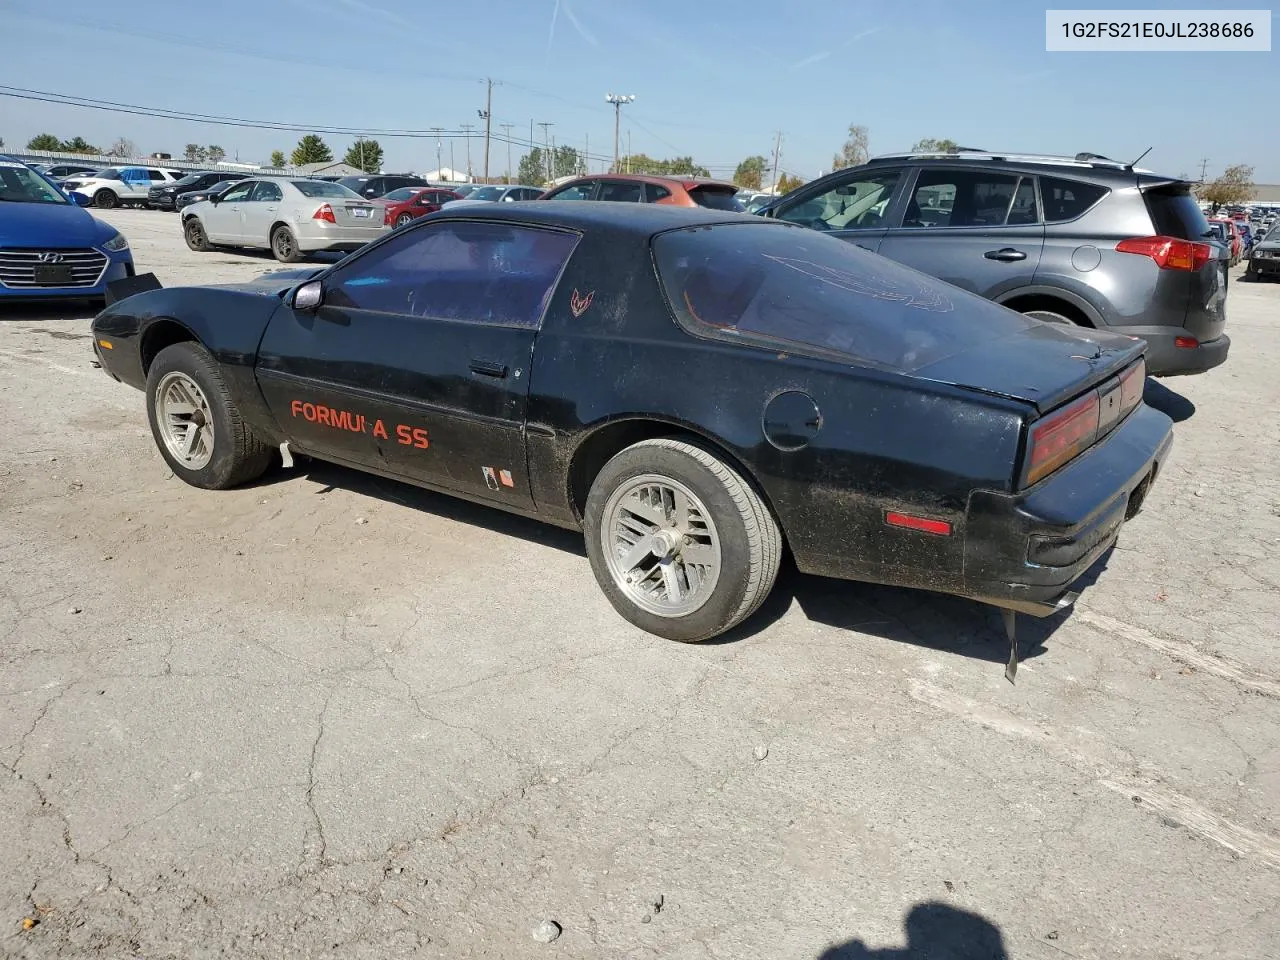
xmin=152 ymin=171 xmax=249 ymax=211
xmin=90 ymin=204 xmax=1172 ymax=675
xmin=174 ymin=176 xmax=249 ymax=211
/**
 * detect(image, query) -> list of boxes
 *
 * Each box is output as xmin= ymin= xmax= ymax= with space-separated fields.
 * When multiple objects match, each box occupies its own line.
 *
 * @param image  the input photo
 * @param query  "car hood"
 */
xmin=209 ymin=268 xmax=325 ymax=296
xmin=0 ymin=201 xmax=112 ymax=248
xmin=912 ymin=321 xmax=1144 ymax=414
xmin=1254 ymin=239 xmax=1280 ymax=252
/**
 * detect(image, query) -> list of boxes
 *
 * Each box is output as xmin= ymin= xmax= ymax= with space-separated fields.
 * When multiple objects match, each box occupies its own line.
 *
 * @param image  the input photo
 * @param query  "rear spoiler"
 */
xmin=105 ymin=272 xmax=162 ymax=306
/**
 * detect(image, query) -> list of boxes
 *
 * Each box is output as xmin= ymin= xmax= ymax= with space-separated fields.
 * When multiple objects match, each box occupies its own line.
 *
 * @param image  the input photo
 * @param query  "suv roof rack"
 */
xmin=868 ymin=149 xmax=1153 ymax=173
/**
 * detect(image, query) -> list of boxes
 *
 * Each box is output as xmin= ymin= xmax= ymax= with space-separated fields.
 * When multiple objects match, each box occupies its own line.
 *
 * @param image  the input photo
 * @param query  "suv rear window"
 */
xmin=689 ymin=186 xmax=744 ymax=212
xmin=653 ymin=222 xmax=1029 ymax=373
xmin=1144 ymin=186 xmax=1212 ymax=240
xmin=1040 ymin=176 xmax=1108 ymax=223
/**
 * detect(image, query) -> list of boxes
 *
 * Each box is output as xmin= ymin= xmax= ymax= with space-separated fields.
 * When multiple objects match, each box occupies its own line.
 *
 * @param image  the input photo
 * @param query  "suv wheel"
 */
xmin=93 ymin=189 xmax=118 ymax=209
xmin=1023 ymin=309 xmax=1074 ymax=325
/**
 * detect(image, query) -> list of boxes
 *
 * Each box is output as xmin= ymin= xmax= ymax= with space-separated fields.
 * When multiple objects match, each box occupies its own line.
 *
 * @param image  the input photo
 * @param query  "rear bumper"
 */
xmin=961 ymin=403 xmax=1174 ymax=611
xmin=148 ymin=195 xmax=177 ymax=210
xmin=1107 ymin=326 xmax=1229 ymax=377
xmin=295 ymin=221 xmax=388 ymax=251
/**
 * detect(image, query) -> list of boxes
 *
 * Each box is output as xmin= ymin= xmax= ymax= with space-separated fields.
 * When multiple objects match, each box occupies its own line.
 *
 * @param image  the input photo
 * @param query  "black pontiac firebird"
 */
xmin=92 ymin=203 xmax=1173 ymax=677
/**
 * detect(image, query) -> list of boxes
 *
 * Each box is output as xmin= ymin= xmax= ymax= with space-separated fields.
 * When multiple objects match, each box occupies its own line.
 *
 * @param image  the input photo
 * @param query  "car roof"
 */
xmin=430 ymin=200 xmax=773 ymax=235
xmin=556 ymin=172 xmax=739 ymax=190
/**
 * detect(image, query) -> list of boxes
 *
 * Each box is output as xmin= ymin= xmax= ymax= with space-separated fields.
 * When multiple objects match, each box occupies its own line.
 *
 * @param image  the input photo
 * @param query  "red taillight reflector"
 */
xmin=1118 ymin=358 xmax=1145 ymax=412
xmin=384 ymin=208 xmax=394 ymax=225
xmin=1026 ymin=391 xmax=1100 ymax=486
xmin=1174 ymin=336 xmax=1198 ymax=349
xmin=313 ymin=203 xmax=337 ymax=223
xmin=1116 ymin=235 xmax=1212 ymax=271
xmin=885 ymin=512 xmax=952 ymax=536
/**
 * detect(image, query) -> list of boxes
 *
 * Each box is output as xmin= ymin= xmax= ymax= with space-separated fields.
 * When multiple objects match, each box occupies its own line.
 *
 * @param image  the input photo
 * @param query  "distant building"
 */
xmin=1249 ymin=184 xmax=1280 ymax=204
xmin=423 ymin=167 xmax=470 ymax=183
xmin=294 ymin=161 xmax=365 ymax=178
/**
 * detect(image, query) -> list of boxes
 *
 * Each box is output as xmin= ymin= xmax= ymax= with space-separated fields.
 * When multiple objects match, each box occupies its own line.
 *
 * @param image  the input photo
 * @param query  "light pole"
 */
xmin=460 ymin=123 xmax=475 ymax=181
xmin=606 ymin=93 xmax=634 ymax=172
xmin=499 ymin=123 xmax=515 ymax=182
xmin=478 ymin=77 xmax=495 ymax=180
xmin=537 ymin=121 xmax=554 ymax=183
xmin=429 ymin=127 xmax=443 ymax=180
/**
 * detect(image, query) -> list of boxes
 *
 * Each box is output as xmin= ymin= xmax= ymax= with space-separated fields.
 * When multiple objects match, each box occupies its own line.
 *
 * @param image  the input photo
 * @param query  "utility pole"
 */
xmin=450 ymin=142 xmax=456 ymax=181
xmin=537 ymin=121 xmax=554 ymax=183
xmin=583 ymin=134 xmax=589 ymax=175
xmin=626 ymin=130 xmax=631 ymax=173
xmin=499 ymin=123 xmax=514 ymax=182
xmin=1199 ymin=156 xmax=1210 ymax=181
xmin=605 ymin=93 xmax=634 ymax=172
xmin=770 ymin=130 xmax=783 ymax=192
xmin=460 ymin=123 xmax=475 ymax=180
xmin=478 ymin=78 xmax=495 ymax=180
xmin=429 ymin=127 xmax=443 ymax=180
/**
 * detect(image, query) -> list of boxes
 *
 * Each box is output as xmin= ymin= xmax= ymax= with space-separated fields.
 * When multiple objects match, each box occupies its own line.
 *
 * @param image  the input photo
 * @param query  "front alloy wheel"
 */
xmin=154 ymin=371 xmax=215 ymax=470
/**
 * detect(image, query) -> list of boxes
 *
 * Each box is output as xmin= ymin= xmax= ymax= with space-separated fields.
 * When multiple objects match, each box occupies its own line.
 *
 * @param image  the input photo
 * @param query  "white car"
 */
xmin=181 ymin=177 xmax=388 ymax=263
xmin=60 ymin=166 xmax=187 ymax=209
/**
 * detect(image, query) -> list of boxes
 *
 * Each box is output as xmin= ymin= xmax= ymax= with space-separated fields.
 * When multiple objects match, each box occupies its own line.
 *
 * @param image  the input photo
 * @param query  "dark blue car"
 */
xmin=0 ymin=156 xmax=135 ymax=302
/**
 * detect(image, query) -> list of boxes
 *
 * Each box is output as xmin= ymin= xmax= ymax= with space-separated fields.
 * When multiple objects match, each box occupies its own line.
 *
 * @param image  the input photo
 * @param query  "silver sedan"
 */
xmin=444 ymin=184 xmax=543 ymax=207
xmin=181 ymin=178 xmax=389 ymax=262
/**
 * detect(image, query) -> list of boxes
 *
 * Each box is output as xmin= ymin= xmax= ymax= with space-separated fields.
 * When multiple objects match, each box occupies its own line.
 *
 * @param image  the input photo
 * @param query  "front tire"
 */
xmin=584 ymin=438 xmax=781 ymax=642
xmin=271 ymin=225 xmax=302 ymax=263
xmin=145 ymin=342 xmax=272 ymax=490
xmin=395 ymin=213 xmax=414 ymax=228
xmin=184 ymin=218 xmax=212 ymax=252
xmin=93 ymin=189 xmax=118 ymax=209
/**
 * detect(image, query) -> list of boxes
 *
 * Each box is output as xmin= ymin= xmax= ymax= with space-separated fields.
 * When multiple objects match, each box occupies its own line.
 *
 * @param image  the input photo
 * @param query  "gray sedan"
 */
xmin=181 ymin=178 xmax=389 ymax=262
xmin=444 ymin=184 xmax=543 ymax=207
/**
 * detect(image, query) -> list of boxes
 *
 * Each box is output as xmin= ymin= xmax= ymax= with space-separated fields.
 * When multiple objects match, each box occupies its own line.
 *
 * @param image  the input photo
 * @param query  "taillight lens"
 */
xmin=1118 ymin=358 xmax=1145 ymax=412
xmin=384 ymin=207 xmax=394 ymax=225
xmin=313 ymin=203 xmax=337 ymax=223
xmin=1026 ymin=391 xmax=1100 ymax=486
xmin=1116 ymin=235 xmax=1212 ymax=271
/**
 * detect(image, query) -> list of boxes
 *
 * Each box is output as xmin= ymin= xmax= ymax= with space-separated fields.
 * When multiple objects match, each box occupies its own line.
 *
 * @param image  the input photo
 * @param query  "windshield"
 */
xmin=292 ymin=180 xmax=363 ymax=199
xmin=0 ymin=162 xmax=69 ymax=204
xmin=383 ymin=187 xmax=421 ymax=202
xmin=451 ymin=184 xmax=478 ymax=197
xmin=653 ymin=222 xmax=1029 ymax=373
xmin=469 ymin=186 xmax=504 ymax=201
xmin=88 ymin=168 xmax=122 ymax=181
xmin=171 ymin=175 xmax=203 ymax=188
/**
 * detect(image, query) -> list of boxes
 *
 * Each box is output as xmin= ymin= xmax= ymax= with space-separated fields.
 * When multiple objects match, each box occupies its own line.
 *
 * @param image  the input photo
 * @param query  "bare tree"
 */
xmin=831 ymin=125 xmax=870 ymax=170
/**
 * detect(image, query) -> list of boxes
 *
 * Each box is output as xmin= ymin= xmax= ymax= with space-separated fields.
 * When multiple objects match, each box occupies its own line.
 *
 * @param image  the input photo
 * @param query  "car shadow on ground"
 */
xmin=210 ymin=247 xmax=346 ymax=267
xmin=282 ymin=458 xmax=1113 ymax=666
xmin=818 ymin=901 xmax=1009 ymax=959
xmin=0 ymin=301 xmax=103 ymax=323
xmin=1143 ymin=379 xmax=1195 ymax=422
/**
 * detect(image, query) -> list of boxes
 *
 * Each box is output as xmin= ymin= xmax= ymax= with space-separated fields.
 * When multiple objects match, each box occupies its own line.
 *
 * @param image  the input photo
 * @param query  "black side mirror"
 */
xmin=292 ymin=280 xmax=324 ymax=311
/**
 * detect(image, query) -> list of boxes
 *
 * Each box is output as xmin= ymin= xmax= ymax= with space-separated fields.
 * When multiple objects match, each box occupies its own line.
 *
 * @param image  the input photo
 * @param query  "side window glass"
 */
xmin=252 ymin=181 xmax=283 ymax=202
xmin=598 ymin=181 xmax=644 ymax=202
xmin=549 ymin=182 xmax=594 ymax=201
xmin=645 ymin=184 xmax=671 ymax=202
xmin=1007 ymin=178 xmax=1038 ymax=225
xmin=147 ymin=170 xmax=166 ymax=182
xmin=777 ymin=169 xmax=901 ymax=231
xmin=1040 ymin=177 xmax=1109 ymax=223
xmin=326 ymin=222 xmax=580 ymax=328
xmin=901 ymin=170 xmax=1019 ymax=228
xmin=220 ymin=182 xmax=254 ymax=203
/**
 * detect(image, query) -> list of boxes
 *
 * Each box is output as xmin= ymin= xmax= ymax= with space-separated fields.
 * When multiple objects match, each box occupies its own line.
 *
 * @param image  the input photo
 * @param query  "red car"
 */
xmin=380 ymin=187 xmax=461 ymax=228
xmin=1209 ymin=217 xmax=1243 ymax=265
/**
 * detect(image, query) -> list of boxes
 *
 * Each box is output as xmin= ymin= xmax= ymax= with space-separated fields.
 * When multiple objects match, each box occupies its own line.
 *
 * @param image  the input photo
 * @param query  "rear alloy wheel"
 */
xmin=395 ymin=213 xmax=414 ymax=228
xmin=184 ymin=218 xmax=212 ymax=252
xmin=93 ymin=189 xmax=118 ymax=209
xmin=1023 ymin=309 xmax=1074 ymax=325
xmin=145 ymin=342 xmax=272 ymax=489
xmin=271 ymin=225 xmax=302 ymax=263
xmin=584 ymin=438 xmax=781 ymax=642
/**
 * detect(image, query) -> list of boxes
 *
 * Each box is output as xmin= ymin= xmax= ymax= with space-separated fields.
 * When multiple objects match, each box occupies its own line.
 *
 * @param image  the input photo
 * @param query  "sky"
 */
xmin=1 ymin=0 xmax=1277 ymax=182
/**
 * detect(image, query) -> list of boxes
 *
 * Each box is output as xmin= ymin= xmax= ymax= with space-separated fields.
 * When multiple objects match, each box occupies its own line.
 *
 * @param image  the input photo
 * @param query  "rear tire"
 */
xmin=1023 ymin=309 xmax=1074 ymax=325
xmin=584 ymin=438 xmax=781 ymax=642
xmin=395 ymin=213 xmax=414 ymax=228
xmin=184 ymin=218 xmax=212 ymax=252
xmin=145 ymin=342 xmax=272 ymax=490
xmin=271 ymin=225 xmax=302 ymax=263
xmin=93 ymin=189 xmax=118 ymax=209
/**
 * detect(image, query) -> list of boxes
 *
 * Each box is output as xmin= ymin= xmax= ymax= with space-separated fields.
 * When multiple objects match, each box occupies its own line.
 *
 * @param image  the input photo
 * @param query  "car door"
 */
xmin=255 ymin=219 xmax=581 ymax=507
xmin=202 ymin=180 xmax=254 ymax=243
xmin=875 ymin=167 xmax=1045 ymax=299
xmin=768 ymin=166 xmax=907 ymax=253
xmin=117 ymin=167 xmax=152 ymax=202
xmin=239 ymin=180 xmax=285 ymax=247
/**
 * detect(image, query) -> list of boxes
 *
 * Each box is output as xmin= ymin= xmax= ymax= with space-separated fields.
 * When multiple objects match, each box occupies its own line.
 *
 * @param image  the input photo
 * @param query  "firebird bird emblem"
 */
xmin=569 ymin=288 xmax=595 ymax=318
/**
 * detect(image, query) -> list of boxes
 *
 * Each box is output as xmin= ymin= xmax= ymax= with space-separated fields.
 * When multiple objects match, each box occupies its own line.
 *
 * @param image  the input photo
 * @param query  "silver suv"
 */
xmin=763 ymin=150 xmax=1228 ymax=376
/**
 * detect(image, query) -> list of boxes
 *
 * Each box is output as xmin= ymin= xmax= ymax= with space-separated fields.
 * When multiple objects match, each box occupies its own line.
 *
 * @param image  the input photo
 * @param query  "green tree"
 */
xmin=609 ymin=154 xmax=709 ymax=177
xmin=665 ymin=155 xmax=710 ymax=177
xmin=551 ymin=145 xmax=580 ymax=179
xmin=60 ymin=136 xmax=98 ymax=154
xmin=291 ymin=134 xmax=333 ymax=167
xmin=184 ymin=143 xmax=206 ymax=162
xmin=1197 ymin=164 xmax=1254 ymax=213
xmin=776 ymin=172 xmax=806 ymax=194
xmin=734 ymin=155 xmax=768 ymax=190
xmin=270 ymin=150 xmax=286 ymax=168
xmin=911 ymin=137 xmax=958 ymax=154
xmin=343 ymin=138 xmax=383 ymax=173
xmin=831 ymin=124 xmax=870 ymax=170
xmin=27 ymin=133 xmax=62 ymax=151
xmin=517 ymin=147 xmax=546 ymax=185
xmin=205 ymin=145 xmax=226 ymax=165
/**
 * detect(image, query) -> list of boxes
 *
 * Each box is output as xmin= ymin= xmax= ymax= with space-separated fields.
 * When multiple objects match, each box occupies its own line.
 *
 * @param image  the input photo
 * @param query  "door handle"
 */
xmin=984 ymin=248 xmax=1027 ymax=262
xmin=469 ymin=359 xmax=507 ymax=378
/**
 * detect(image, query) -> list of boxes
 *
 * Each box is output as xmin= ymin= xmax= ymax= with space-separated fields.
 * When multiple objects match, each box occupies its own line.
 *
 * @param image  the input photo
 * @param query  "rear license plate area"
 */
xmin=351 ymin=208 xmax=371 ymax=218
xmin=34 ymin=265 xmax=75 ymax=285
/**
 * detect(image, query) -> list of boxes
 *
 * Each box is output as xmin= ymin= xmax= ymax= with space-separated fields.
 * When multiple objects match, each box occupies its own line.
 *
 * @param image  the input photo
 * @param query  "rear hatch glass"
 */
xmin=688 ymin=186 xmax=745 ymax=212
xmin=1144 ymin=185 xmax=1212 ymax=241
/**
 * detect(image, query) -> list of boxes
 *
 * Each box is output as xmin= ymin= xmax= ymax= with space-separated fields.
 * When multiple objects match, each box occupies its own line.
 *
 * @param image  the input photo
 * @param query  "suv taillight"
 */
xmin=313 ymin=203 xmax=336 ymax=223
xmin=1116 ymin=235 xmax=1212 ymax=271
